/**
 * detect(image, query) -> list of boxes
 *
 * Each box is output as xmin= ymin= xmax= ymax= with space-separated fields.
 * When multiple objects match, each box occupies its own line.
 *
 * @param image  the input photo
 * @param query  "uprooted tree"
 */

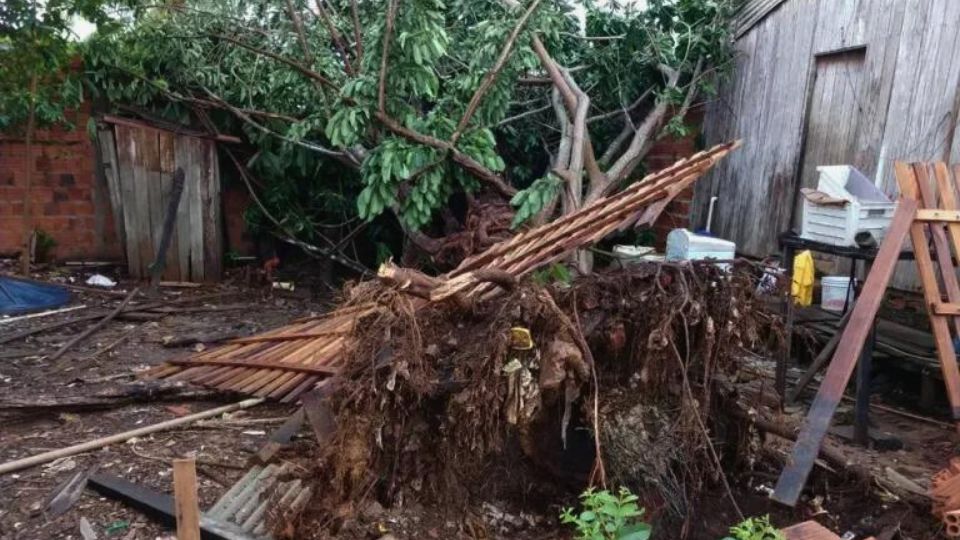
xmin=86 ymin=0 xmax=735 ymax=271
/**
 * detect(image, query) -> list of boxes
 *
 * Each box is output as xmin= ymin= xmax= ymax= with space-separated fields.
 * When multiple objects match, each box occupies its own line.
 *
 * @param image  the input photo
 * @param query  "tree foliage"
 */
xmin=0 ymin=0 xmax=132 ymax=131
xmin=82 ymin=0 xmax=735 ymax=265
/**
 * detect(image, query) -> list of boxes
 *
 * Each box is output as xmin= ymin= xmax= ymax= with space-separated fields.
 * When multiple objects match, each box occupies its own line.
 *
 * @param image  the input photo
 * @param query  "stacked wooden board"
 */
xmin=146 ymin=140 xmax=740 ymax=402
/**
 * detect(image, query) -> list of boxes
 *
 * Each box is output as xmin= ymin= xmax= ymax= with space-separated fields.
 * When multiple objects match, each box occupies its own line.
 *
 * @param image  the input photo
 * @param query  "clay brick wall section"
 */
xmin=646 ymin=108 xmax=703 ymax=249
xmin=0 ymin=101 xmax=122 ymax=261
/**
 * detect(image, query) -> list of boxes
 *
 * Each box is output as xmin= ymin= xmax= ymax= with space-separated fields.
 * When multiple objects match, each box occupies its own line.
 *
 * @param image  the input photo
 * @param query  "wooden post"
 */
xmin=173 ymin=458 xmax=201 ymax=540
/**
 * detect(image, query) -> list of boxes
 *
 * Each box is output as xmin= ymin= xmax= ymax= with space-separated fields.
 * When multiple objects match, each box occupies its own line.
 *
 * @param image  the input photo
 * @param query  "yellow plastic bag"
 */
xmin=791 ymin=250 xmax=814 ymax=306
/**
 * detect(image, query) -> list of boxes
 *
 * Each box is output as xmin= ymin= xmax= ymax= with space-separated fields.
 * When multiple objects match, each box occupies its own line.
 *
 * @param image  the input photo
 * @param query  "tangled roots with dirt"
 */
xmin=296 ymin=261 xmax=781 ymax=533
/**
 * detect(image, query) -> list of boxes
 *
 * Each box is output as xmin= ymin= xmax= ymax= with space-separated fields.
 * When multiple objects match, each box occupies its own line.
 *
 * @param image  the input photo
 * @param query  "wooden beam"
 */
xmin=772 ymin=197 xmax=916 ymax=507
xmin=173 ymin=458 xmax=201 ymax=540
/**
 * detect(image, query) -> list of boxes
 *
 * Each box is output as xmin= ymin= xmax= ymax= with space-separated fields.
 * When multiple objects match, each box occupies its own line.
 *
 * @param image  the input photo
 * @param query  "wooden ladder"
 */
xmin=895 ymin=161 xmax=960 ymax=424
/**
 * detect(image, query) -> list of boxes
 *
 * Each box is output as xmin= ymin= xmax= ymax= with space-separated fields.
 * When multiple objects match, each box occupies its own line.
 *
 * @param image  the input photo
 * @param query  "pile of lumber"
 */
xmin=146 ymin=141 xmax=740 ymax=402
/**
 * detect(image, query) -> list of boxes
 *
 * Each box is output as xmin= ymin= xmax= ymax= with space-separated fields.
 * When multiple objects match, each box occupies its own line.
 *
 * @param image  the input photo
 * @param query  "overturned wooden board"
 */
xmin=772 ymin=197 xmax=917 ymax=507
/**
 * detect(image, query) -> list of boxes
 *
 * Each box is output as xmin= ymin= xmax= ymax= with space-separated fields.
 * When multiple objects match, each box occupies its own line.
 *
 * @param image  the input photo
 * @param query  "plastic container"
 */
xmin=665 ymin=229 xmax=736 ymax=264
xmin=800 ymin=165 xmax=896 ymax=247
xmin=821 ymin=275 xmax=854 ymax=312
xmin=611 ymin=245 xmax=663 ymax=268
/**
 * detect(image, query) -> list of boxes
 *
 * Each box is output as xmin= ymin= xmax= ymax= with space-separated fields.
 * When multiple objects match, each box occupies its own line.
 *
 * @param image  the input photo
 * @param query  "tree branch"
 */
xmin=375 ymin=0 xmax=517 ymax=198
xmin=375 ymin=112 xmax=517 ymax=197
xmin=285 ymin=0 xmax=314 ymax=66
xmin=314 ymin=0 xmax=354 ymax=75
xmin=209 ymin=33 xmax=336 ymax=90
xmin=587 ymin=87 xmax=653 ymax=124
xmin=449 ymin=0 xmax=541 ymax=146
xmin=600 ymin=57 xmax=703 ymax=194
xmin=377 ymin=0 xmax=399 ymax=114
xmin=350 ymin=0 xmax=363 ymax=64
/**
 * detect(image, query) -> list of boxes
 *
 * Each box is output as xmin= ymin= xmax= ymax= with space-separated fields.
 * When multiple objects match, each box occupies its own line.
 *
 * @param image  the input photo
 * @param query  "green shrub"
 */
xmin=723 ymin=515 xmax=784 ymax=540
xmin=560 ymin=487 xmax=651 ymax=540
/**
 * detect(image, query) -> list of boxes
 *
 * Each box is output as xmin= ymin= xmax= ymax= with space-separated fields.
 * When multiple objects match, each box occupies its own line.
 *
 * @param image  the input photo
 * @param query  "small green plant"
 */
xmin=560 ymin=487 xmax=651 ymax=540
xmin=723 ymin=515 xmax=784 ymax=540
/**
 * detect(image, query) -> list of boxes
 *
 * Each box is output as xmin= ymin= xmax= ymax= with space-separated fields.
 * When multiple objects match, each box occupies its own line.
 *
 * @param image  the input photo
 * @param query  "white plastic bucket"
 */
xmin=821 ymin=275 xmax=854 ymax=312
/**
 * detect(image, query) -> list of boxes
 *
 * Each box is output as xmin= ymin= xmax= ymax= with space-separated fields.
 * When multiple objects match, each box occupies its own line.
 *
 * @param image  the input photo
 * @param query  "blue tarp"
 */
xmin=0 ymin=277 xmax=72 ymax=315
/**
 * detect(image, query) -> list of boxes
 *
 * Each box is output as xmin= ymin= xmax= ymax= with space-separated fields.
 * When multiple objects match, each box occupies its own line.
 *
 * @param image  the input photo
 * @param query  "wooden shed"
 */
xmin=692 ymin=0 xmax=960 ymax=288
xmin=97 ymin=116 xmax=232 ymax=282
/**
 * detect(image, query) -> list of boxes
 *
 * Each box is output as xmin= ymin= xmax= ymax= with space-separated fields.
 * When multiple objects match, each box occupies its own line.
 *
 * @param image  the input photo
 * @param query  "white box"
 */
xmin=800 ymin=165 xmax=896 ymax=247
xmin=665 ymin=229 xmax=736 ymax=263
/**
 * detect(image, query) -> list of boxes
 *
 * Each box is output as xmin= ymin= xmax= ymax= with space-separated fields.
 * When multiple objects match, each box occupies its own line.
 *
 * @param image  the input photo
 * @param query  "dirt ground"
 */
xmin=0 ymin=260 xmax=951 ymax=539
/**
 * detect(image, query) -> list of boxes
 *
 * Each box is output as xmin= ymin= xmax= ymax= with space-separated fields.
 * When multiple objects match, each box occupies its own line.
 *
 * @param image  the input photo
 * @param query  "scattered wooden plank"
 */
xmin=0 ymin=398 xmax=263 ymax=475
xmin=0 ymin=305 xmax=87 ymax=325
xmin=49 ymin=287 xmax=141 ymax=362
xmin=173 ymin=458 xmax=201 ymax=540
xmin=772 ymin=197 xmax=916 ymax=507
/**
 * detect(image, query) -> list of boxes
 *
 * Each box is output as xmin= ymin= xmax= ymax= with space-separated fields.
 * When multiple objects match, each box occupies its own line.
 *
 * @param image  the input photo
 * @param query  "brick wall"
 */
xmin=0 ymin=101 xmax=121 ymax=261
xmin=646 ymin=108 xmax=703 ymax=248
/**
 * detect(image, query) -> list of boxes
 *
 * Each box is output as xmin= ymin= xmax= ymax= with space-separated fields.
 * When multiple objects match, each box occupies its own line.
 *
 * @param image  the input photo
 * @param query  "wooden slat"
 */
xmin=201 ymin=141 xmax=223 ymax=281
xmin=174 ymin=135 xmax=193 ymax=281
xmin=187 ymin=139 xmax=205 ymax=281
xmin=97 ymin=130 xmax=126 ymax=253
xmin=158 ymin=131 xmax=180 ymax=281
xmin=915 ymin=209 xmax=960 ymax=222
xmin=132 ymin=126 xmax=154 ymax=278
xmin=932 ymin=303 xmax=960 ymax=316
xmin=772 ymin=196 xmax=917 ymax=507
xmin=113 ymin=125 xmax=142 ymax=277
xmin=167 ymin=357 xmax=339 ymax=376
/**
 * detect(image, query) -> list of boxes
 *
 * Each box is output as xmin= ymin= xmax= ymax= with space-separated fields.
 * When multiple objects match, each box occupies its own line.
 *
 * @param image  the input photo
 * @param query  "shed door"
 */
xmin=795 ymin=48 xmax=868 ymax=225
xmin=98 ymin=124 xmax=222 ymax=282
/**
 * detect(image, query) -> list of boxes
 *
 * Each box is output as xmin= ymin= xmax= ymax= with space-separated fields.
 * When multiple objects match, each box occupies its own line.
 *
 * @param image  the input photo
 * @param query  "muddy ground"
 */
xmin=0 ymin=261 xmax=950 ymax=539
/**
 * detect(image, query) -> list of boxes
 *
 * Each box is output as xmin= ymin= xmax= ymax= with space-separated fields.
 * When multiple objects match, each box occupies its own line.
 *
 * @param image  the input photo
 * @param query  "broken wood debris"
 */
xmin=147 ymin=141 xmax=739 ymax=401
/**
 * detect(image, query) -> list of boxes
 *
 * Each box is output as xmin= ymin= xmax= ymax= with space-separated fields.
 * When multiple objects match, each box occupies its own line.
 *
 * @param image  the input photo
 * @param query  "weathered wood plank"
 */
xmin=187 ymin=138 xmax=205 ymax=281
xmin=113 ymin=125 xmax=143 ymax=278
xmin=200 ymin=140 xmax=222 ymax=281
xmin=143 ymin=128 xmax=163 ymax=276
xmin=158 ymin=130 xmax=180 ymax=281
xmin=772 ymin=196 xmax=916 ymax=506
xmin=97 ymin=129 xmax=126 ymax=257
xmin=174 ymin=135 xmax=193 ymax=281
